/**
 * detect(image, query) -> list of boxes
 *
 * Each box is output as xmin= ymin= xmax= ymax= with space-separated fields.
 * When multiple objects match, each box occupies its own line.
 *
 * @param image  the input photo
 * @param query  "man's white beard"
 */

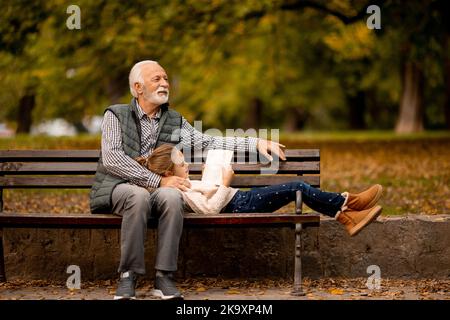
xmin=143 ymin=86 xmax=169 ymax=105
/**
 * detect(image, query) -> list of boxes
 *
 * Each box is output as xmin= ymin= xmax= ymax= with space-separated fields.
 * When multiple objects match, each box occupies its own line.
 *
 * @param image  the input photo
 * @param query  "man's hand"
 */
xmin=160 ymin=176 xmax=191 ymax=191
xmin=257 ymin=139 xmax=286 ymax=161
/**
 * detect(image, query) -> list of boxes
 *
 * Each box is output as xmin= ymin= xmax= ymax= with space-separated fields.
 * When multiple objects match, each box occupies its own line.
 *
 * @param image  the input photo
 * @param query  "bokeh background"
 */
xmin=1 ymin=0 xmax=449 ymax=215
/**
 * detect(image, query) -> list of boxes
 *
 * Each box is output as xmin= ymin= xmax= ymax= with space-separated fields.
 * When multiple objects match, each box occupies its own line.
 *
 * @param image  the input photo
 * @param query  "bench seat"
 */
xmin=0 ymin=212 xmax=320 ymax=228
xmin=0 ymin=148 xmax=321 ymax=296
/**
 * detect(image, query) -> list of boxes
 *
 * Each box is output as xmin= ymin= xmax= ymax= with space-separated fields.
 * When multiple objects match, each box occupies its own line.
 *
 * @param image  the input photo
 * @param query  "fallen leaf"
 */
xmin=359 ymin=292 xmax=368 ymax=296
xmin=226 ymin=290 xmax=241 ymax=295
xmin=329 ymin=288 xmax=344 ymax=295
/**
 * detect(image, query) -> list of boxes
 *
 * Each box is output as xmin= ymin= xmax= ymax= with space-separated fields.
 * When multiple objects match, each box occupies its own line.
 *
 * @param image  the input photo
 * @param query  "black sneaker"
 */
xmin=152 ymin=274 xmax=184 ymax=300
xmin=113 ymin=271 xmax=137 ymax=300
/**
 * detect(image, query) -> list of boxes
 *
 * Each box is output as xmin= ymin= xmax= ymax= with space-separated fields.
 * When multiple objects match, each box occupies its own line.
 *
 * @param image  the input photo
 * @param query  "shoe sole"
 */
xmin=364 ymin=185 xmax=383 ymax=210
xmin=113 ymin=295 xmax=137 ymax=300
xmin=151 ymin=289 xmax=184 ymax=300
xmin=349 ymin=205 xmax=382 ymax=237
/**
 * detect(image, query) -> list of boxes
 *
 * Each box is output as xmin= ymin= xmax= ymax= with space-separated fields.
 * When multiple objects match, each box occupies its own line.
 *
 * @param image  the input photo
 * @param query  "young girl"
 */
xmin=136 ymin=144 xmax=383 ymax=237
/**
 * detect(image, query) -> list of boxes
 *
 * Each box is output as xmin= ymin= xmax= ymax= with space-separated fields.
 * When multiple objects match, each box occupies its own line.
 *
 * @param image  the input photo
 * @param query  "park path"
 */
xmin=1 ymin=278 xmax=448 ymax=300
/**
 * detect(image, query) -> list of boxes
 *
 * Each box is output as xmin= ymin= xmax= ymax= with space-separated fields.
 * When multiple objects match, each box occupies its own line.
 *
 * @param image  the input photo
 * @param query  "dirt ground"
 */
xmin=1 ymin=277 xmax=448 ymax=300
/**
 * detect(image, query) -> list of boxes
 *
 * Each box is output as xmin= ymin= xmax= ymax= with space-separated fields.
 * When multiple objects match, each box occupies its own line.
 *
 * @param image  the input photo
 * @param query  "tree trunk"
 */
xmin=283 ymin=107 xmax=308 ymax=132
xmin=106 ymin=76 xmax=126 ymax=105
xmin=73 ymin=121 xmax=89 ymax=133
xmin=244 ymin=98 xmax=263 ymax=130
xmin=444 ymin=35 xmax=450 ymax=130
xmin=347 ymin=90 xmax=366 ymax=129
xmin=366 ymin=89 xmax=381 ymax=127
xmin=16 ymin=89 xmax=36 ymax=134
xmin=395 ymin=61 xmax=424 ymax=133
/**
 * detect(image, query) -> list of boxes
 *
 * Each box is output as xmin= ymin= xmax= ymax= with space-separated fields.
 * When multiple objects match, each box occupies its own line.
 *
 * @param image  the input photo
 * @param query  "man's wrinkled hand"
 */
xmin=160 ymin=176 xmax=191 ymax=191
xmin=257 ymin=139 xmax=286 ymax=161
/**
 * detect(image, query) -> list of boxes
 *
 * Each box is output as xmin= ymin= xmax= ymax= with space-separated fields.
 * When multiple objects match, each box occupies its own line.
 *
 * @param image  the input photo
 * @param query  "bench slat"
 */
xmin=0 ymin=212 xmax=320 ymax=228
xmin=0 ymin=150 xmax=100 ymax=161
xmin=0 ymin=149 xmax=319 ymax=161
xmin=0 ymin=175 xmax=320 ymax=188
xmin=0 ymin=162 xmax=320 ymax=174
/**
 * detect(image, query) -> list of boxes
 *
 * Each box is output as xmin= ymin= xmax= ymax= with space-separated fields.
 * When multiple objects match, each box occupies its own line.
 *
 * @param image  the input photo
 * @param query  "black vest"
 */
xmin=89 ymin=99 xmax=182 ymax=213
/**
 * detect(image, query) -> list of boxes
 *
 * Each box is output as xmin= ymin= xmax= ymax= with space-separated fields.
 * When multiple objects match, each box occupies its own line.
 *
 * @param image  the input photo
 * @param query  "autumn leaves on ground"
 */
xmin=1 ymin=277 xmax=449 ymax=300
xmin=2 ymin=133 xmax=450 ymax=216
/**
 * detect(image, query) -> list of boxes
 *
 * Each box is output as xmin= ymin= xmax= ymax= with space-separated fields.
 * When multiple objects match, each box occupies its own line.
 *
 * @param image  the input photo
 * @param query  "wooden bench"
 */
xmin=0 ymin=149 xmax=320 ymax=295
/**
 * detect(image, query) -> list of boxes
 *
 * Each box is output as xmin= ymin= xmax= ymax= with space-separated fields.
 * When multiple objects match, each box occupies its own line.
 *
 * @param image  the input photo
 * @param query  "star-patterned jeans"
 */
xmin=222 ymin=181 xmax=346 ymax=218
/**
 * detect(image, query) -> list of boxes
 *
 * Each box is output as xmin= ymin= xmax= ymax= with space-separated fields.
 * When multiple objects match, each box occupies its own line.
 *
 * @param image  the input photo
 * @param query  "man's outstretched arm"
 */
xmin=180 ymin=117 xmax=258 ymax=152
xmin=180 ymin=117 xmax=285 ymax=160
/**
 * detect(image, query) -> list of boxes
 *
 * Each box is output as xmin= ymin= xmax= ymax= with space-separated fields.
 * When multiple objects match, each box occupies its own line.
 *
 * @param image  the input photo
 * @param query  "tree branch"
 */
xmin=244 ymin=0 xmax=373 ymax=25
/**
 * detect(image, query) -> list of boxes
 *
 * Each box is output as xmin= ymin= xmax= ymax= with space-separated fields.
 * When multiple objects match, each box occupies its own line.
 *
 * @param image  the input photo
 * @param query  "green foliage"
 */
xmin=0 ymin=0 xmax=448 ymax=131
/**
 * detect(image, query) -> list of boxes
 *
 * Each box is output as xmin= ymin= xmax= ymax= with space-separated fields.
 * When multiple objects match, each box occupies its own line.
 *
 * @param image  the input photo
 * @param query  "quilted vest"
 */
xmin=89 ymin=99 xmax=182 ymax=213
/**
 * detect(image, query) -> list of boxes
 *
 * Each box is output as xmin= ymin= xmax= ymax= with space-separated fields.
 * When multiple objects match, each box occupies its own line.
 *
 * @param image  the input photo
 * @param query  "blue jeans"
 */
xmin=222 ymin=181 xmax=345 ymax=218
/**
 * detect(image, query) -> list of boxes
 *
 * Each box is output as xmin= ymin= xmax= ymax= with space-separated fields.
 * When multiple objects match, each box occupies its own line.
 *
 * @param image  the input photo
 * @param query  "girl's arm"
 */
xmin=187 ymin=185 xmax=234 ymax=214
xmin=222 ymin=165 xmax=234 ymax=187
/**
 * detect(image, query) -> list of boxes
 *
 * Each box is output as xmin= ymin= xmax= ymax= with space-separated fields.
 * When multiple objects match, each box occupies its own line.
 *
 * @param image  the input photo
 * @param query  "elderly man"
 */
xmin=89 ymin=60 xmax=285 ymax=300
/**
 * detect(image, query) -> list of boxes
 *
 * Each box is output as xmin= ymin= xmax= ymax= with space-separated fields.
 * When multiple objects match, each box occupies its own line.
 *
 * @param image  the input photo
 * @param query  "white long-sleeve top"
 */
xmin=182 ymin=180 xmax=238 ymax=215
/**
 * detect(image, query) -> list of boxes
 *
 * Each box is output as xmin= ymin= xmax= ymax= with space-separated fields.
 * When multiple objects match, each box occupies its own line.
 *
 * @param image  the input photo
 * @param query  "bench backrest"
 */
xmin=0 ymin=149 xmax=320 ymax=212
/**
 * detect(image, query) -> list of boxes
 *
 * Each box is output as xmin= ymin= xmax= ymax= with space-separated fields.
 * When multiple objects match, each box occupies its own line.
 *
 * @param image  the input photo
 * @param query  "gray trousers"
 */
xmin=111 ymin=183 xmax=185 ymax=275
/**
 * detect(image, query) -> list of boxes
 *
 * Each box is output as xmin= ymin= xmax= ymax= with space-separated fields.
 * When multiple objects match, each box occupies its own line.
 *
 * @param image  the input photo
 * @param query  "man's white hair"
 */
xmin=129 ymin=60 xmax=159 ymax=98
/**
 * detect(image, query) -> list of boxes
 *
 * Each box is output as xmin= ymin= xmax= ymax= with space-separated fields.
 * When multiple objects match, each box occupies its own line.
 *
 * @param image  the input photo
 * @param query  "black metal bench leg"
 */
xmin=292 ymin=190 xmax=305 ymax=296
xmin=291 ymin=223 xmax=305 ymax=296
xmin=0 ymin=228 xmax=6 ymax=282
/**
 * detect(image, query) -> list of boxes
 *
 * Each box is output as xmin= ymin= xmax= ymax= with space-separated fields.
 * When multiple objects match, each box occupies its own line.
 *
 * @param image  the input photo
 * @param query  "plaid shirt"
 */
xmin=101 ymin=101 xmax=258 ymax=188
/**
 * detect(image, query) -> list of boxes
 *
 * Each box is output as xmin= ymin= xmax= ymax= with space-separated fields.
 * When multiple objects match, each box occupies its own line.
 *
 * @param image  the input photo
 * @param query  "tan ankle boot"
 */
xmin=336 ymin=205 xmax=382 ymax=237
xmin=342 ymin=184 xmax=383 ymax=211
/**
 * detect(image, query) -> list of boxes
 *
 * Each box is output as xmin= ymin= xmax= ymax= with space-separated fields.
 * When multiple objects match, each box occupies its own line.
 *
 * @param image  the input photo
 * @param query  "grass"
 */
xmin=280 ymin=130 xmax=450 ymax=142
xmin=1 ymin=131 xmax=450 ymax=215
xmin=1 ymin=130 xmax=449 ymax=149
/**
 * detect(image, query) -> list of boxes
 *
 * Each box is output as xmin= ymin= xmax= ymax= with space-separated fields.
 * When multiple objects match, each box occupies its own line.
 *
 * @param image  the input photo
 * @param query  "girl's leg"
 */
xmin=225 ymin=181 xmax=345 ymax=217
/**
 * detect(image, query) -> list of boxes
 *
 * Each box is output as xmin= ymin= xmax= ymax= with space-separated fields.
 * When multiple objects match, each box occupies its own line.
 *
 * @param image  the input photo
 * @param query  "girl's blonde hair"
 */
xmin=135 ymin=144 xmax=177 ymax=176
